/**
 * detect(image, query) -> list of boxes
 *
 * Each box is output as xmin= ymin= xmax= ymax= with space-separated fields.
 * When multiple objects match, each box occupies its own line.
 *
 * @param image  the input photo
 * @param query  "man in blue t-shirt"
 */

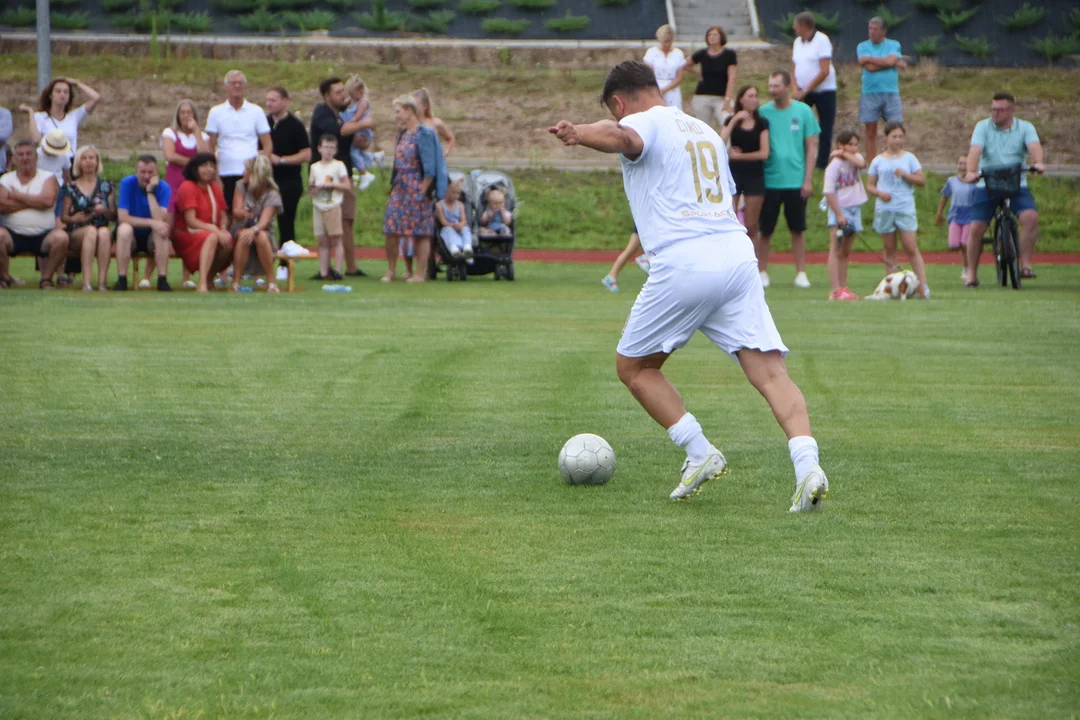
xmin=963 ymin=92 xmax=1045 ymax=286
xmin=857 ymin=17 xmax=906 ymax=161
xmin=115 ymin=154 xmax=172 ymax=291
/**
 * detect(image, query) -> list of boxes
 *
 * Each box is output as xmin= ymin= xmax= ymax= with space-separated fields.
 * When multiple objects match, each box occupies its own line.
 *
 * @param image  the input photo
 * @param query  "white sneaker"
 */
xmin=463 ymin=244 xmax=474 ymax=259
xmin=634 ymin=255 xmax=651 ymax=274
xmin=182 ymin=280 xmax=197 ymax=289
xmin=449 ymin=246 xmax=462 ymax=258
xmin=255 ymin=278 xmax=267 ymax=288
xmin=760 ymin=270 xmax=770 ymax=288
xmin=276 ymin=266 xmax=289 ymax=282
xmin=789 ymin=466 xmax=829 ymax=513
xmin=373 ymin=151 xmax=386 ymax=169
xmin=670 ymin=446 xmax=727 ymax=501
xmin=960 ymin=268 xmax=969 ymax=281
xmin=794 ymin=271 xmax=811 ymax=288
xmin=358 ymin=172 xmax=376 ymax=191
xmin=137 ymin=279 xmax=151 ymax=289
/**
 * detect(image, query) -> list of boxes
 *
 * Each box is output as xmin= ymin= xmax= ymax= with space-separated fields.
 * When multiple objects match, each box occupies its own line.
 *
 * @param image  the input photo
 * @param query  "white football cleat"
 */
xmin=760 ymin=270 xmax=770 ymax=288
xmin=789 ymin=466 xmax=829 ymax=512
xmin=670 ymin=446 xmax=727 ymax=501
xmin=794 ymin=271 xmax=812 ymax=288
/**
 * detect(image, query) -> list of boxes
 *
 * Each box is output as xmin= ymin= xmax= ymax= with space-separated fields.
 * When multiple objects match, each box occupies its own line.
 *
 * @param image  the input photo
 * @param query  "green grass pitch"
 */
xmin=1 ymin=260 xmax=1078 ymax=718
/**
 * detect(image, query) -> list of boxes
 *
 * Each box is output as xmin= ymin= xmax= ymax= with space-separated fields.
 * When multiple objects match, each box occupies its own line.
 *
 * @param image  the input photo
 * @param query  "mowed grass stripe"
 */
xmin=1 ymin=261 xmax=1078 ymax=718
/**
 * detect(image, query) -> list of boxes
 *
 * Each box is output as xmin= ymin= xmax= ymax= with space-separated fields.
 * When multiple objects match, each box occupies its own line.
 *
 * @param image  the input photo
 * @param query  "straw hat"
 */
xmin=41 ymin=129 xmax=72 ymax=157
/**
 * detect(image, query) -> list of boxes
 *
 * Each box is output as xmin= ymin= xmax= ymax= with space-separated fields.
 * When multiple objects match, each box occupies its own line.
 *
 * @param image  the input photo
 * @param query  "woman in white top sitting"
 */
xmin=791 ymin=11 xmax=837 ymax=169
xmin=643 ymin=24 xmax=686 ymax=110
xmin=18 ymin=77 xmax=101 ymax=157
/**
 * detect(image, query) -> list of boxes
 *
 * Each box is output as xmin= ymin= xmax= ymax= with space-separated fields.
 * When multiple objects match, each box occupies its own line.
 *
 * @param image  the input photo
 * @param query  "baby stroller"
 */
xmin=429 ymin=169 xmax=472 ymax=282
xmin=466 ymin=169 xmax=517 ymax=281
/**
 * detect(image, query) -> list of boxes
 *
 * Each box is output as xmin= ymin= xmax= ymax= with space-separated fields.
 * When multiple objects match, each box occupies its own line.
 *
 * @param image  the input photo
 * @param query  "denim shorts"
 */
xmin=970 ymin=186 xmax=1036 ymax=224
xmin=827 ymin=205 xmax=863 ymax=231
xmin=858 ymin=92 xmax=903 ymax=123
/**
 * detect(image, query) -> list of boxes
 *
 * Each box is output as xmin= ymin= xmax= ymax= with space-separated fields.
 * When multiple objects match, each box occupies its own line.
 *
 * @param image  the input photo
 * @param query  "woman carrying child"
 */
xmin=822 ymin=129 xmax=867 ymax=300
xmin=866 ymin=121 xmax=929 ymax=298
xmin=936 ymin=153 xmax=976 ymax=283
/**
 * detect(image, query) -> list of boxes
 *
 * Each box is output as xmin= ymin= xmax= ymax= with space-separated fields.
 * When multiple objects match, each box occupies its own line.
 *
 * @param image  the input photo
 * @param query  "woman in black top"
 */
xmin=721 ymin=85 xmax=770 ymax=244
xmin=684 ymin=26 xmax=738 ymax=130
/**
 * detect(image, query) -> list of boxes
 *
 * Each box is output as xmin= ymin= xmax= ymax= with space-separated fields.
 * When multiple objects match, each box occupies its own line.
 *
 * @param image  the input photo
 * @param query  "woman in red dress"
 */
xmin=170 ymin=152 xmax=233 ymax=293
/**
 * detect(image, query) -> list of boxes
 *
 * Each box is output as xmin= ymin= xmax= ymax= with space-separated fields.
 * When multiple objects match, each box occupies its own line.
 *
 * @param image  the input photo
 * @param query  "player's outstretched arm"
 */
xmin=548 ymin=120 xmax=644 ymax=156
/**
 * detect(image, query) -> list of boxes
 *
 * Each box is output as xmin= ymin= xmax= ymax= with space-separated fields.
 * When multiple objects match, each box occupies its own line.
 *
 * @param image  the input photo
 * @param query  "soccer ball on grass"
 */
xmin=558 ymin=433 xmax=616 ymax=486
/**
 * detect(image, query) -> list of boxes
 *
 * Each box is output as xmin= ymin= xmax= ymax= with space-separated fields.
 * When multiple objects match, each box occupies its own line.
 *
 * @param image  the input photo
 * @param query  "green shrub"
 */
xmin=103 ymin=0 xmax=139 ymax=11
xmin=355 ymin=0 xmax=406 ymax=31
xmin=211 ymin=0 xmax=260 ymax=12
xmin=997 ymin=2 xmax=1045 ymax=31
xmin=937 ymin=6 xmax=978 ymax=32
xmin=873 ymin=4 xmax=909 ymax=31
xmin=914 ymin=0 xmax=963 ymax=12
xmin=407 ymin=0 xmax=447 ymax=8
xmin=284 ymin=9 xmax=335 ymax=30
xmin=458 ymin=0 xmax=498 ymax=13
xmin=481 ymin=16 xmax=529 ymax=34
xmin=1 ymin=7 xmax=36 ymax=26
xmin=1028 ymin=33 xmax=1080 ymax=63
xmin=238 ymin=8 xmax=284 ymax=31
xmin=1065 ymin=8 xmax=1080 ymax=33
xmin=169 ymin=11 xmax=211 ymax=32
xmin=51 ymin=11 xmax=89 ymax=28
xmin=913 ymin=35 xmax=941 ymax=56
xmin=509 ymin=0 xmax=554 ymax=9
xmin=954 ymin=33 xmax=993 ymax=58
xmin=157 ymin=0 xmax=187 ymax=10
xmin=545 ymin=10 xmax=589 ymax=32
xmin=405 ymin=8 xmax=454 ymax=32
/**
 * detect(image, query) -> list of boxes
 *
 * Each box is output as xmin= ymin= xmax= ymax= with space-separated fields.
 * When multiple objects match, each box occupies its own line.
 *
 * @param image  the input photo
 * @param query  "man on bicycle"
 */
xmin=963 ymin=92 xmax=1045 ymax=287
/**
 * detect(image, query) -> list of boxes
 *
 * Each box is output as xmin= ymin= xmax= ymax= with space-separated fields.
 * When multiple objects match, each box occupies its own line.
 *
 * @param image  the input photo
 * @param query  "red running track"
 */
xmin=349 ymin=248 xmax=1080 ymax=265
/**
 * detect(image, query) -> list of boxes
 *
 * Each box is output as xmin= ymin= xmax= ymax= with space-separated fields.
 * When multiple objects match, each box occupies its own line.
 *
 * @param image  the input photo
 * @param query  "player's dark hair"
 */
xmin=14 ymin=139 xmax=36 ymax=151
xmin=836 ymin=129 xmax=859 ymax=145
xmin=883 ymin=121 xmax=905 ymax=136
xmin=794 ymin=11 xmax=815 ymax=30
xmin=318 ymin=77 xmax=342 ymax=98
xmin=770 ymin=70 xmax=792 ymax=87
xmin=136 ymin=153 xmax=159 ymax=166
xmin=992 ymin=92 xmax=1015 ymax=105
xmin=601 ymin=61 xmax=660 ymax=106
xmin=183 ymin=152 xmax=217 ymax=182
xmin=319 ymin=134 xmax=338 ymax=146
xmin=271 ymin=86 xmax=290 ymax=99
xmin=732 ymin=85 xmax=761 ymax=122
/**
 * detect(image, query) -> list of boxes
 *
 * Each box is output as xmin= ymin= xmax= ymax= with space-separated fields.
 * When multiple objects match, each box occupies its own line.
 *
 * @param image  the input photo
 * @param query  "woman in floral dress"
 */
xmin=382 ymin=95 xmax=436 ymax=283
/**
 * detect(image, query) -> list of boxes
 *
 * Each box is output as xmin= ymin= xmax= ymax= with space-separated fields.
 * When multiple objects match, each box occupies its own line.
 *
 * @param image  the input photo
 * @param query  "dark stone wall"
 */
xmin=755 ymin=0 xmax=1079 ymax=67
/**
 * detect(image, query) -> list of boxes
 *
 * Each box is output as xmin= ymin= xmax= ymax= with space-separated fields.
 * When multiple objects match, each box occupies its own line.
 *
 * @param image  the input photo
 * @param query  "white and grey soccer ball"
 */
xmin=558 ymin=433 xmax=616 ymax=486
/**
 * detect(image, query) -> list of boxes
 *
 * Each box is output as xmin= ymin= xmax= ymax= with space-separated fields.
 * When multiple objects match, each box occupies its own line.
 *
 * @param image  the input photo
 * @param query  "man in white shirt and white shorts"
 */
xmin=549 ymin=61 xmax=828 ymax=511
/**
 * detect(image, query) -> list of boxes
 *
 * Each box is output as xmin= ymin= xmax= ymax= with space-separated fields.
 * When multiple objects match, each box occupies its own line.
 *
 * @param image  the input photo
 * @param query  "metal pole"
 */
xmin=36 ymin=0 xmax=51 ymax=93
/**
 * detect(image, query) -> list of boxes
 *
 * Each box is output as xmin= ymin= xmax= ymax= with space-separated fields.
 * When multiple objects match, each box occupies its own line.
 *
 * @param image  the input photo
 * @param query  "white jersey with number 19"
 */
xmin=618 ymin=105 xmax=746 ymax=256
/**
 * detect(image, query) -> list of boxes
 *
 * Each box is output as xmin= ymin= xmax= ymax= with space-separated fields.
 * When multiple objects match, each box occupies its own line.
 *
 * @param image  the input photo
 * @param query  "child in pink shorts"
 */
xmin=936 ymin=154 xmax=977 ymax=282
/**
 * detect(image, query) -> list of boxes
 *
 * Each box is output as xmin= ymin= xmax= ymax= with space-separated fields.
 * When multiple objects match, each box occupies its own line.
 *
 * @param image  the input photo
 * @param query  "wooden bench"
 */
xmin=276 ymin=251 xmax=320 ymax=292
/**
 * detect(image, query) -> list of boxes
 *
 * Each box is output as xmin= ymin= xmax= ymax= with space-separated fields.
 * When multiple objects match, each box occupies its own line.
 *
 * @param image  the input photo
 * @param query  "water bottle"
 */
xmin=322 ymin=285 xmax=353 ymax=293
xmin=237 ymin=286 xmax=254 ymax=293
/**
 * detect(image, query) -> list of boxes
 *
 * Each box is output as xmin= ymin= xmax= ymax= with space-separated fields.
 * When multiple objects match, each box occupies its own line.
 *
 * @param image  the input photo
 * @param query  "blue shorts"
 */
xmin=827 ymin=205 xmax=863 ymax=231
xmin=971 ymin=186 xmax=1036 ymax=224
xmin=858 ymin=92 xmax=903 ymax=123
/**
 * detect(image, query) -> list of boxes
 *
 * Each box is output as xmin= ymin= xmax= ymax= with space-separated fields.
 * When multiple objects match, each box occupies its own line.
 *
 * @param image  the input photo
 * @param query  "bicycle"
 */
xmin=979 ymin=165 xmax=1037 ymax=290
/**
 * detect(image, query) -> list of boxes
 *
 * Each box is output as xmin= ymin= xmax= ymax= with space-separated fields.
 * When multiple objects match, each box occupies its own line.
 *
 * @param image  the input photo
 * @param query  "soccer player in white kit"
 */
xmin=549 ymin=61 xmax=828 ymax=511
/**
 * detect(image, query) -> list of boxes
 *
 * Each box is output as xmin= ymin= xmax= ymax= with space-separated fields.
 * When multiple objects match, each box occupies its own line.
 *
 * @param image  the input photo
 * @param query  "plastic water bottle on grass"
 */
xmin=322 ymin=285 xmax=353 ymax=293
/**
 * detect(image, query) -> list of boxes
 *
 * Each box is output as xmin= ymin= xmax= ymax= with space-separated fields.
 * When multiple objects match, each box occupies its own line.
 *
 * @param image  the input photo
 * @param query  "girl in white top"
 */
xmin=162 ymin=100 xmax=212 ymax=198
xmin=643 ymin=25 xmax=686 ymax=110
xmin=18 ymin=77 xmax=102 ymax=156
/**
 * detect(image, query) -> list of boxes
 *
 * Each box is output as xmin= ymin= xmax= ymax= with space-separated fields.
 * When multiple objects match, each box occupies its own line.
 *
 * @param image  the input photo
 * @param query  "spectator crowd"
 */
xmin=0 ymin=17 xmax=1048 ymax=296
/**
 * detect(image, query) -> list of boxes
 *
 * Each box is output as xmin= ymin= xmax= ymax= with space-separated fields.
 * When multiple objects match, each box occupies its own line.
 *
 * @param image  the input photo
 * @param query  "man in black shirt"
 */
xmin=266 ymin=87 xmax=311 ymax=255
xmin=309 ymin=77 xmax=368 ymax=277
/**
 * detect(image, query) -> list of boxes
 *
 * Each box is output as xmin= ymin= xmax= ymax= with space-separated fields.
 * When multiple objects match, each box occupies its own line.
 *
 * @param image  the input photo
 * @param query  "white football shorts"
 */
xmin=616 ymin=238 xmax=788 ymax=361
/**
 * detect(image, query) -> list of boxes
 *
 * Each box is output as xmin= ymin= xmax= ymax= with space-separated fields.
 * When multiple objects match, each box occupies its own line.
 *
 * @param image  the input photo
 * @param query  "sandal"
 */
xmin=380 ymin=273 xmax=396 ymax=283
xmin=266 ymin=283 xmax=280 ymax=294
xmin=0 ymin=277 xmax=10 ymax=289
xmin=964 ymin=280 xmax=980 ymax=288
xmin=39 ymin=279 xmax=55 ymax=290
xmin=1020 ymin=267 xmax=1037 ymax=279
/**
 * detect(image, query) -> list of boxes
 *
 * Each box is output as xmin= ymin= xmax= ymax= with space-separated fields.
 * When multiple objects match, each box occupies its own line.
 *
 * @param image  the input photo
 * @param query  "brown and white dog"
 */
xmin=866 ymin=270 xmax=920 ymax=300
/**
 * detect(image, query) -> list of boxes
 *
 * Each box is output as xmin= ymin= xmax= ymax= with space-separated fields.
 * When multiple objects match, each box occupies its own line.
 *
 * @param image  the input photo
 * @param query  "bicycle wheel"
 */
xmin=992 ymin=214 xmax=1008 ymax=287
xmin=1006 ymin=216 xmax=1022 ymax=290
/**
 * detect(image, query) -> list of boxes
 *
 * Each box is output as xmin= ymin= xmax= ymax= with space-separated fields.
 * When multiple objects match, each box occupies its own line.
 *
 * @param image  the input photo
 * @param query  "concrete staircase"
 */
xmin=671 ymin=0 xmax=757 ymax=44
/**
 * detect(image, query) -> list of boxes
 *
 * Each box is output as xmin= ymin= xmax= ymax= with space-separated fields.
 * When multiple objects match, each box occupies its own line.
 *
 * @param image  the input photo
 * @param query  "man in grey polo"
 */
xmin=857 ymin=17 xmax=905 ymax=162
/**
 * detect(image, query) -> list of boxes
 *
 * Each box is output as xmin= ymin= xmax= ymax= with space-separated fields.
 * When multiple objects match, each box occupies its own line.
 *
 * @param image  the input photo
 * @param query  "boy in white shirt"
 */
xmin=549 ymin=61 xmax=829 ymax=512
xmin=309 ymin=135 xmax=351 ymax=280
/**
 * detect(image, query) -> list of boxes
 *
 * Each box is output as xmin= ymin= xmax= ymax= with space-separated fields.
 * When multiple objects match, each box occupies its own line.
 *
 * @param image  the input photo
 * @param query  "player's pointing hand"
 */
xmin=548 ymin=121 xmax=581 ymax=146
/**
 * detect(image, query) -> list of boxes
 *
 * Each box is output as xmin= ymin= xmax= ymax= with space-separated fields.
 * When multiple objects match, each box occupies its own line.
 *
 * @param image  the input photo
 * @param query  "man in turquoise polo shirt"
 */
xmin=963 ymin=92 xmax=1045 ymax=286
xmin=857 ymin=17 xmax=906 ymax=161
xmin=757 ymin=70 xmax=820 ymax=290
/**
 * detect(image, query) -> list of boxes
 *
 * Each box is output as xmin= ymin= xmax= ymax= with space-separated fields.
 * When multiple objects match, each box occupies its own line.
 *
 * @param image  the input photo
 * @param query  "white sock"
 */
xmin=667 ymin=413 xmax=712 ymax=463
xmin=788 ymin=436 xmax=820 ymax=487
